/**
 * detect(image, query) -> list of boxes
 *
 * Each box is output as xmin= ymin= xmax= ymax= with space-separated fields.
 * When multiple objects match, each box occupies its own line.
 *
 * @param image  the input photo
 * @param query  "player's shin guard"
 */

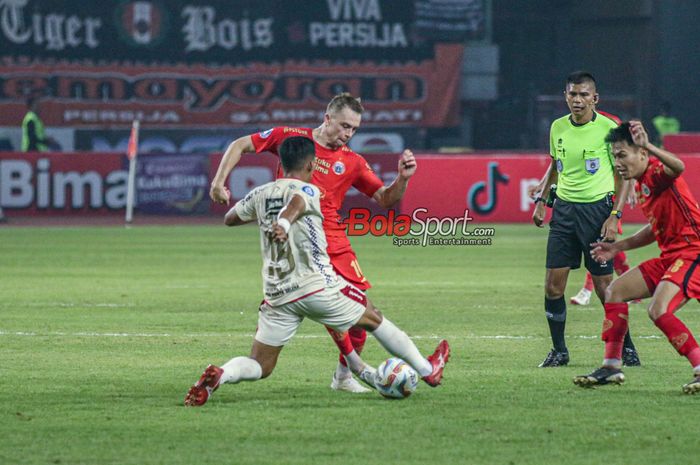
xmin=371 ymin=317 xmax=432 ymax=377
xmin=654 ymin=313 xmax=700 ymax=367
xmin=545 ymin=296 xmax=567 ymax=352
xmin=602 ymin=303 xmax=629 ymax=363
xmin=613 ymin=252 xmax=630 ymax=276
xmin=220 ymin=357 xmax=262 ymax=384
xmin=349 ymin=326 xmax=367 ymax=355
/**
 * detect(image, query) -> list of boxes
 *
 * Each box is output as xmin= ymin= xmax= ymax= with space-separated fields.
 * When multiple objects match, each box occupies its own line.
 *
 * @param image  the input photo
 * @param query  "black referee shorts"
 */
xmin=546 ymin=196 xmax=614 ymax=275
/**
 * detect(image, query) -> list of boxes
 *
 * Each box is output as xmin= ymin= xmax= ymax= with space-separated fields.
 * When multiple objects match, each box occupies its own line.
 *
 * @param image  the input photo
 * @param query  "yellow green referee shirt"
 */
xmin=549 ymin=111 xmax=618 ymax=203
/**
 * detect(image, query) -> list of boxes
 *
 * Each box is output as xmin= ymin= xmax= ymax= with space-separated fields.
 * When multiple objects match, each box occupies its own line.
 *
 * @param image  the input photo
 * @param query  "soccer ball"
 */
xmin=375 ymin=358 xmax=419 ymax=399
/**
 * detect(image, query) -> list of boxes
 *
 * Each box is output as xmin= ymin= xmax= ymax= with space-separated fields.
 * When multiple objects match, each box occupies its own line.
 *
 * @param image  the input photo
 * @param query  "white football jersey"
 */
xmin=234 ymin=178 xmax=339 ymax=306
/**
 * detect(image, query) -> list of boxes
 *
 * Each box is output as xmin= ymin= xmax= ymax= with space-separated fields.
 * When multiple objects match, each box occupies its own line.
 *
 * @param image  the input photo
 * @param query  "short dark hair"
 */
xmin=605 ymin=122 xmax=635 ymax=146
xmin=327 ymin=92 xmax=364 ymax=115
xmin=566 ymin=71 xmax=596 ymax=87
xmin=279 ymin=136 xmax=316 ymax=172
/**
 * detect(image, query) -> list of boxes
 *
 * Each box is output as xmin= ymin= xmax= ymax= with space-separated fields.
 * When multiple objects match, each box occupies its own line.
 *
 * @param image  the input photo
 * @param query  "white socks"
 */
xmin=220 ymin=356 xmax=263 ymax=384
xmin=371 ymin=318 xmax=432 ymax=377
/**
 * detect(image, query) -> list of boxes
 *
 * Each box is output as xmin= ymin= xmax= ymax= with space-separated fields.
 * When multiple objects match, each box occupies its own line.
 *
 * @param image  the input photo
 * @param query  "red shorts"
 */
xmin=638 ymin=251 xmax=700 ymax=299
xmin=329 ymin=249 xmax=371 ymax=291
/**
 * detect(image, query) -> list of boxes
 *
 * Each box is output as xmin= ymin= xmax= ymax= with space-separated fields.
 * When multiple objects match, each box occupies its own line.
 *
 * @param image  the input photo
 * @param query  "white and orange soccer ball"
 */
xmin=375 ymin=358 xmax=419 ymax=399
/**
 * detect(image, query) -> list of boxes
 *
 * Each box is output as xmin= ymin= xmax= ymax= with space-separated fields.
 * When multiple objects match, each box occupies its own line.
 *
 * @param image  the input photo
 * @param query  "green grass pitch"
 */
xmin=1 ymin=223 xmax=698 ymax=465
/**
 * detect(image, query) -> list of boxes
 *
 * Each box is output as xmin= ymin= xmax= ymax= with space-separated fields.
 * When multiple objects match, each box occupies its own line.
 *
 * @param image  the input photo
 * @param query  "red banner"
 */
xmin=401 ymin=153 xmax=700 ymax=223
xmin=0 ymin=45 xmax=462 ymax=128
xmin=0 ymin=151 xmax=400 ymax=217
xmin=6 ymin=151 xmax=699 ymax=221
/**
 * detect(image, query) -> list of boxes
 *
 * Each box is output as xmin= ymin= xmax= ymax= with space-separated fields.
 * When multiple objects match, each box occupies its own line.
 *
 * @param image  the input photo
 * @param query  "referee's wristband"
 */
xmin=611 ymin=210 xmax=622 ymax=219
xmin=534 ymin=197 xmax=545 ymax=204
xmin=277 ymin=218 xmax=291 ymax=233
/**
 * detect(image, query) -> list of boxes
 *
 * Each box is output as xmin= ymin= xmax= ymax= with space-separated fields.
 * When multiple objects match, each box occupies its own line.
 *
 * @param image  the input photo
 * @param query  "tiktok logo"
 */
xmin=467 ymin=162 xmax=509 ymax=215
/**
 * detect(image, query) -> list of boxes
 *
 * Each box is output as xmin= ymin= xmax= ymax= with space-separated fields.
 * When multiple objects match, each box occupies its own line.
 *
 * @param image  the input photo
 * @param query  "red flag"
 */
xmin=127 ymin=120 xmax=140 ymax=160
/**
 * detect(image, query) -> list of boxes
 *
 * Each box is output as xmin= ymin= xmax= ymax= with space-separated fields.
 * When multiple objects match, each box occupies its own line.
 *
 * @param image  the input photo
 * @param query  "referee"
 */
xmin=531 ymin=71 xmax=639 ymax=367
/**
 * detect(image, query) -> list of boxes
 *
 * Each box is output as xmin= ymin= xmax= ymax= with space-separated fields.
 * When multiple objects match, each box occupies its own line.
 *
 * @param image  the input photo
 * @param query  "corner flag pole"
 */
xmin=125 ymin=120 xmax=140 ymax=224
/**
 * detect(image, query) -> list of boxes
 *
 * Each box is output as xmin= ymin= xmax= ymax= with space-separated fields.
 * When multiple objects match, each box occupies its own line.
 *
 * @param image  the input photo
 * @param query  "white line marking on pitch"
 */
xmin=0 ymin=330 xmax=663 ymax=340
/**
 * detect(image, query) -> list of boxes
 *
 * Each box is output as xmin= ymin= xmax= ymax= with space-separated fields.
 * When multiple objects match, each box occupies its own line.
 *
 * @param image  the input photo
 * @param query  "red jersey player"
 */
xmin=574 ymin=121 xmax=700 ymax=394
xmin=210 ymin=93 xmax=417 ymax=393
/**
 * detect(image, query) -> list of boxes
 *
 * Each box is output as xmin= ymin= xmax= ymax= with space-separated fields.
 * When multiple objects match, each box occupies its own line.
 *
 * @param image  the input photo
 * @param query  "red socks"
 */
xmin=602 ymin=303 xmax=629 ymax=360
xmin=654 ymin=313 xmax=700 ymax=367
xmin=328 ymin=326 xmax=368 ymax=367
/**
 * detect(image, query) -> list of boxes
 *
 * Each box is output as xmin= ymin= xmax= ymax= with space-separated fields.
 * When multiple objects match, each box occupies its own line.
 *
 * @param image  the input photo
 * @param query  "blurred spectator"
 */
xmin=651 ymin=102 xmax=680 ymax=147
xmin=21 ymin=96 xmax=56 ymax=152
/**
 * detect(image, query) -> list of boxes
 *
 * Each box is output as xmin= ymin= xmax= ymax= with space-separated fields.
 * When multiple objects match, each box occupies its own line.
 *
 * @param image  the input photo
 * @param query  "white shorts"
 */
xmin=255 ymin=282 xmax=367 ymax=347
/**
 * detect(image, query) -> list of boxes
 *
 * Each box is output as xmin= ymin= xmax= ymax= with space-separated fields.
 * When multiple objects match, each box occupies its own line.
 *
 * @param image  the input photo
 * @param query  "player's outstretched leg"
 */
xmin=185 ymin=342 xmax=279 ymax=406
xmin=354 ymin=301 xmax=451 ymax=387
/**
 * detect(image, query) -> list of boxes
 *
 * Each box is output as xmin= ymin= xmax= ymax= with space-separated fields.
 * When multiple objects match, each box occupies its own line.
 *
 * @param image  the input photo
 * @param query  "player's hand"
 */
xmin=271 ymin=224 xmax=288 ymax=242
xmin=532 ymin=203 xmax=546 ymax=228
xmin=590 ymin=240 xmax=618 ymax=264
xmin=629 ymin=120 xmax=650 ymax=149
xmin=600 ymin=216 xmax=619 ymax=242
xmin=210 ymin=184 xmax=231 ymax=205
xmin=398 ymin=149 xmax=417 ymax=179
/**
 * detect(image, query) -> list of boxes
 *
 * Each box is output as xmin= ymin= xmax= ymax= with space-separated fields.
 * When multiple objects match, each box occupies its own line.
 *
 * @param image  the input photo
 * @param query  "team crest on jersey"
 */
xmin=641 ymin=183 xmax=651 ymax=197
xmin=333 ymin=161 xmax=346 ymax=175
xmin=556 ymin=159 xmax=563 ymax=172
xmin=585 ymin=158 xmax=600 ymax=174
xmin=259 ymin=128 xmax=273 ymax=139
xmin=302 ymin=186 xmax=315 ymax=197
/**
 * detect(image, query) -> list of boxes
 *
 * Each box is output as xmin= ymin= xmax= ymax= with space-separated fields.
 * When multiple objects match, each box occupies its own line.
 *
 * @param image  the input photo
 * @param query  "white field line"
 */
xmin=0 ymin=330 xmax=664 ymax=340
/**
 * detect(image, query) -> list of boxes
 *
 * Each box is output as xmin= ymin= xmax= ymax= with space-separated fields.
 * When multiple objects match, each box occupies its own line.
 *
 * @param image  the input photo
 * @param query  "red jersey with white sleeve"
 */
xmin=250 ymin=127 xmax=384 ymax=289
xmin=636 ymin=158 xmax=700 ymax=255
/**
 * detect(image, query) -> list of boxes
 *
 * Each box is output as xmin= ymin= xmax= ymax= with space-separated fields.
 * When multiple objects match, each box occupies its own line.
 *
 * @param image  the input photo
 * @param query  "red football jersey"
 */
xmin=251 ymin=126 xmax=384 ymax=242
xmin=636 ymin=158 xmax=700 ymax=254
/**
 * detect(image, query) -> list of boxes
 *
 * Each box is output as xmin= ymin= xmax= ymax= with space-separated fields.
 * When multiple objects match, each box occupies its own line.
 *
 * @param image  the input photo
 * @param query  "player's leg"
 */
xmin=354 ymin=301 xmax=450 ymax=387
xmin=541 ymin=199 xmax=579 ymax=367
xmin=184 ymin=301 xmax=299 ymax=406
xmin=324 ymin=325 xmax=372 ymax=393
xmin=571 ymin=272 xmax=594 ymax=305
xmin=327 ymin=249 xmax=371 ymax=392
xmin=648 ymin=281 xmax=700 ymax=393
xmin=541 ymin=267 xmax=571 ymax=367
xmin=573 ymin=267 xmax=651 ymax=388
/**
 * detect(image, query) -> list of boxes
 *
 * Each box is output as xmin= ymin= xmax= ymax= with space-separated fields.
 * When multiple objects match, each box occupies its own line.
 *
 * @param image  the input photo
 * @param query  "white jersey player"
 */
xmin=185 ymin=137 xmax=450 ymax=406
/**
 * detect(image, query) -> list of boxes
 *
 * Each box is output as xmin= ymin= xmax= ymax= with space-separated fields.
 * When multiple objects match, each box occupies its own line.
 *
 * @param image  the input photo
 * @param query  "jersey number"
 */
xmin=350 ymin=259 xmax=367 ymax=282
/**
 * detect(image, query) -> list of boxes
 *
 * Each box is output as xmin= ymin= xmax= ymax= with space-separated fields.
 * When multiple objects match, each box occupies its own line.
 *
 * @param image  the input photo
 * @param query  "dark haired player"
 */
xmin=574 ymin=121 xmax=700 ymax=394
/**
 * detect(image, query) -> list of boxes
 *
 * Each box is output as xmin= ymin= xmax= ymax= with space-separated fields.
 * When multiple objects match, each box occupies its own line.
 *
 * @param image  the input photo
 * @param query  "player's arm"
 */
xmin=210 ymin=135 xmax=256 ymax=205
xmin=372 ymin=149 xmax=416 ymax=208
xmin=271 ymin=194 xmax=307 ymax=242
xmin=630 ymin=120 xmax=684 ymax=177
xmin=591 ymin=224 xmax=655 ymax=263
xmin=532 ymin=158 xmax=558 ymax=228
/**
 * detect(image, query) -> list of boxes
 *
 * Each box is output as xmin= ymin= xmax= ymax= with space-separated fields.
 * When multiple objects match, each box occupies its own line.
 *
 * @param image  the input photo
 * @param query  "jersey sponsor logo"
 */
xmin=265 ymin=198 xmax=284 ymax=216
xmin=283 ymin=127 xmax=308 ymax=136
xmin=556 ymin=159 xmax=563 ymax=173
xmin=259 ymin=128 xmax=273 ymax=139
xmin=332 ymin=161 xmax=346 ymax=175
xmin=302 ymin=185 xmax=315 ymax=197
xmin=585 ymin=158 xmax=600 ymax=174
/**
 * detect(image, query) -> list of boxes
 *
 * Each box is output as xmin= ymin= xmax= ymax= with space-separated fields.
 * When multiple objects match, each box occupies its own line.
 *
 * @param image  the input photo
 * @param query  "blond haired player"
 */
xmin=210 ymin=93 xmax=417 ymax=393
